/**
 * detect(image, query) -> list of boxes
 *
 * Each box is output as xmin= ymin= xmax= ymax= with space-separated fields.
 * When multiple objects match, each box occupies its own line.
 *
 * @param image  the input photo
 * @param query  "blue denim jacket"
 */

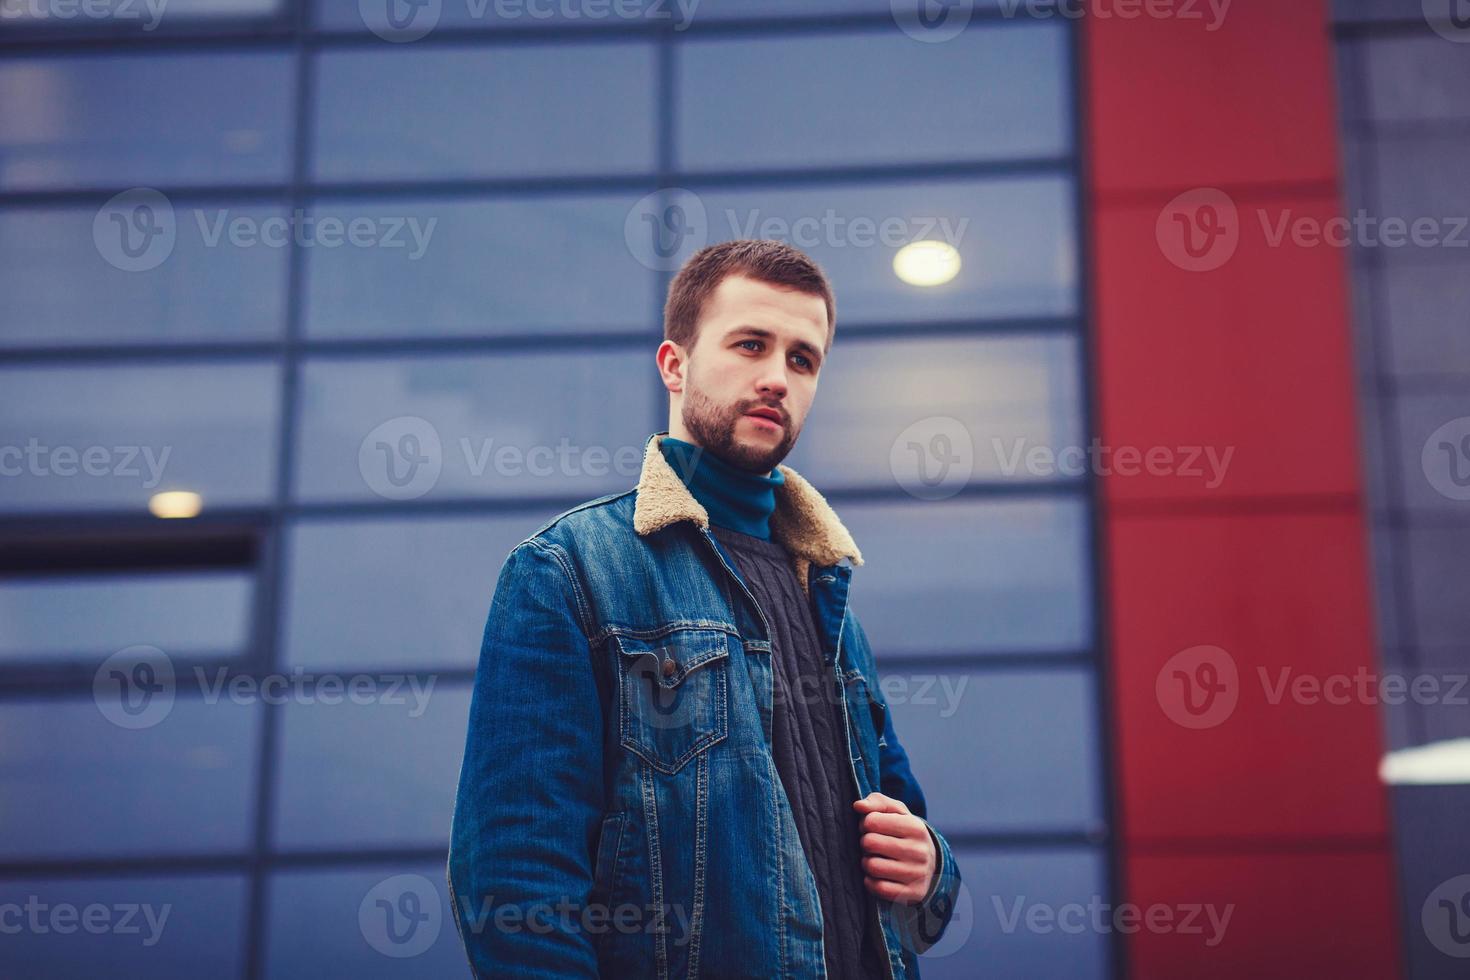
xmin=448 ymin=431 xmax=962 ymax=978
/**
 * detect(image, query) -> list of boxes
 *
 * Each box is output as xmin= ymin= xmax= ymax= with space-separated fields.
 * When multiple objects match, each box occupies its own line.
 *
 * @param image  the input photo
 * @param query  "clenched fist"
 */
xmin=852 ymin=792 xmax=937 ymax=906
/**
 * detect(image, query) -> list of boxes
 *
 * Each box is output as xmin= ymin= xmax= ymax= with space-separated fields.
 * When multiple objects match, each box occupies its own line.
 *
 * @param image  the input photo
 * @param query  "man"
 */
xmin=448 ymin=239 xmax=961 ymax=978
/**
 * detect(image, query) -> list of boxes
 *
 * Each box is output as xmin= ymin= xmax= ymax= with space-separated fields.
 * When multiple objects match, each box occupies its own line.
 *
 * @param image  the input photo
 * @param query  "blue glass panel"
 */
xmin=677 ymin=21 xmax=1068 ymax=169
xmin=842 ymin=496 xmax=1092 ymax=655
xmin=0 ymin=570 xmax=253 ymax=665
xmin=265 ymin=865 xmax=465 ymax=978
xmin=0 ymin=875 xmax=248 ymax=979
xmin=0 ymin=53 xmax=293 ymax=191
xmin=314 ymin=44 xmax=656 ymax=181
xmin=1364 ymin=36 xmax=1470 ymax=122
xmin=659 ymin=177 xmax=1077 ymax=323
xmin=1374 ymin=134 xmax=1470 ymax=250
xmin=303 ymin=195 xmax=657 ymax=337
xmin=0 ymin=696 xmax=259 ymax=858
xmin=293 ymin=351 xmax=654 ymax=502
xmin=0 ymin=362 xmax=281 ymax=513
xmin=283 ymin=515 xmax=535 ymax=671
xmin=0 ymin=203 xmax=288 ymax=348
xmin=916 ymin=847 xmax=1109 ymax=980
xmin=784 ymin=332 xmax=1084 ymax=488
xmin=1381 ymin=255 xmax=1470 ymax=377
xmin=1391 ymin=391 xmax=1470 ymax=515
xmin=272 ymin=684 xmax=469 ymax=848
xmin=885 ymin=668 xmax=1102 ymax=832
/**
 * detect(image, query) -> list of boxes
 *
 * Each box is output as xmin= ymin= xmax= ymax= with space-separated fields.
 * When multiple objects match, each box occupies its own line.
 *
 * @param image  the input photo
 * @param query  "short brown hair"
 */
xmin=663 ymin=239 xmax=836 ymax=356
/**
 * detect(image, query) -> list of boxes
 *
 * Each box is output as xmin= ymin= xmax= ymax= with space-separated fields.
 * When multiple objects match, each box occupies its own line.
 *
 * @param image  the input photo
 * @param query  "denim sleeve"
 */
xmin=447 ymin=538 xmax=605 ymax=979
xmin=851 ymin=612 xmax=963 ymax=957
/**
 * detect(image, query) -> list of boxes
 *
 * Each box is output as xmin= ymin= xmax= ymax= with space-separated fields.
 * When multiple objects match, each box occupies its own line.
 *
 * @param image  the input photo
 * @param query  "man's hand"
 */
xmin=852 ymin=791 xmax=937 ymax=906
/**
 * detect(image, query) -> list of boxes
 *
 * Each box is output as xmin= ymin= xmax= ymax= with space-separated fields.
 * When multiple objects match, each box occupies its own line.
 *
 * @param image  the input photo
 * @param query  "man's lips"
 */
xmin=744 ymin=409 xmax=783 ymax=427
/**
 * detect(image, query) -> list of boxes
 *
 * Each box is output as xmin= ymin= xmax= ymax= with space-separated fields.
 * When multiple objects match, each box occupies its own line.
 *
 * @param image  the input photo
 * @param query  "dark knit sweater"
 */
xmin=709 ymin=524 xmax=890 ymax=980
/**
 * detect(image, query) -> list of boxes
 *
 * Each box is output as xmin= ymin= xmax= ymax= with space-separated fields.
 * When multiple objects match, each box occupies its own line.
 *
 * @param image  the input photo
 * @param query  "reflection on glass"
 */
xmin=265 ymin=865 xmax=465 ymax=977
xmin=0 ymin=362 xmax=281 ymax=513
xmin=674 ymin=177 xmax=1078 ymax=322
xmin=0 ymin=876 xmax=248 ymax=978
xmin=283 ymin=515 xmax=534 ymax=671
xmin=784 ymin=332 xmax=1084 ymax=487
xmin=887 ymin=669 xmax=1102 ymax=831
xmin=0 ymin=697 xmax=259 ymax=858
xmin=272 ymin=685 xmax=470 ymax=848
xmin=841 ymin=495 xmax=1092 ymax=655
xmin=293 ymin=350 xmax=654 ymax=501
xmin=303 ymin=195 xmax=657 ymax=337
xmin=0 ymin=52 xmax=292 ymax=190
xmin=0 ymin=570 xmax=253 ymax=665
xmin=677 ymin=21 xmax=1068 ymax=170
xmin=0 ymin=203 xmax=289 ymax=348
xmin=314 ymin=44 xmax=657 ymax=181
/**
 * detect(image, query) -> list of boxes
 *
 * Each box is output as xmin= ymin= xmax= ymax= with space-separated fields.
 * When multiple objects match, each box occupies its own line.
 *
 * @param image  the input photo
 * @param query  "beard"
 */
xmin=681 ymin=371 xmax=799 ymax=474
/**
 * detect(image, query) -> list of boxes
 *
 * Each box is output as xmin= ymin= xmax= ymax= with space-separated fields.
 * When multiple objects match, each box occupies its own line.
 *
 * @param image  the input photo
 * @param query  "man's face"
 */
xmin=659 ymin=274 xmax=829 ymax=474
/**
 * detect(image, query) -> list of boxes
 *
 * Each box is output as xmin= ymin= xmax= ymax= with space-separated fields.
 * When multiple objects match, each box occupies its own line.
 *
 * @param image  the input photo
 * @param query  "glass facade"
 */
xmin=0 ymin=5 xmax=1110 ymax=978
xmin=1332 ymin=5 xmax=1470 ymax=979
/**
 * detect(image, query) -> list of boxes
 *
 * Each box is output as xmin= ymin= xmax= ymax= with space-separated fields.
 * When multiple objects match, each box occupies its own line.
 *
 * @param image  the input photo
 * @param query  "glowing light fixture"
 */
xmin=893 ymin=240 xmax=961 ymax=287
xmin=1380 ymin=738 xmax=1470 ymax=785
xmin=149 ymin=490 xmax=203 ymax=519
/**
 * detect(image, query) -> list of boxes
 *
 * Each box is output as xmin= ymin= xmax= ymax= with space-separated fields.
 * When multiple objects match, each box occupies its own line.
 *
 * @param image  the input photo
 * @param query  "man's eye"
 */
xmin=738 ymin=340 xmax=761 ymax=351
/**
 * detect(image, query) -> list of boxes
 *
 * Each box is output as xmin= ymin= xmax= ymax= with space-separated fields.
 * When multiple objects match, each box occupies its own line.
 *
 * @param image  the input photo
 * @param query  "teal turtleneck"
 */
xmin=658 ymin=434 xmax=786 ymax=540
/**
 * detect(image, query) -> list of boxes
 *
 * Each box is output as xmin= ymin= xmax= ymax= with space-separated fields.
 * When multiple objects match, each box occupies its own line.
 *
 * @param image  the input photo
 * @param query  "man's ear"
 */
xmin=656 ymin=340 xmax=686 ymax=394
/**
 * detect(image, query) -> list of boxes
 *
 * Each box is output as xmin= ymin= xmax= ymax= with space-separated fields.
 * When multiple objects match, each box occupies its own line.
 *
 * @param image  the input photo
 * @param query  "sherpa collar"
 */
xmin=632 ymin=431 xmax=863 ymax=571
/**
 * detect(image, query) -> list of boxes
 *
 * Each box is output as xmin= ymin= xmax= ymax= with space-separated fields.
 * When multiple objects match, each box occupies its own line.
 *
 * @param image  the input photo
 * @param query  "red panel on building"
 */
xmin=1084 ymin=0 xmax=1399 ymax=974
xmin=1092 ymin=198 xmax=1363 ymax=502
xmin=1127 ymin=852 xmax=1401 ymax=979
xmin=1087 ymin=1 xmax=1342 ymax=194
xmin=1108 ymin=511 xmax=1389 ymax=840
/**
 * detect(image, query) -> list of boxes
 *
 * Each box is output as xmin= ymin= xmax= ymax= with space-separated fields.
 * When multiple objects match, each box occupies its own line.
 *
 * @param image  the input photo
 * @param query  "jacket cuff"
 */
xmin=892 ymin=817 xmax=961 ymax=957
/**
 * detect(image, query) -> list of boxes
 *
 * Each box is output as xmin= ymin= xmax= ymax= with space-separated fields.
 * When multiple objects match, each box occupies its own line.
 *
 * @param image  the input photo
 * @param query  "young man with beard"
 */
xmin=449 ymin=239 xmax=961 ymax=978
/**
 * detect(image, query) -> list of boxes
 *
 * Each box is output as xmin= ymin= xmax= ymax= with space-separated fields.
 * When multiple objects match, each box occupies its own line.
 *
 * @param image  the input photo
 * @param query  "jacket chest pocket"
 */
xmin=615 ymin=627 xmax=731 ymax=775
xmin=842 ymin=667 xmax=887 ymax=788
